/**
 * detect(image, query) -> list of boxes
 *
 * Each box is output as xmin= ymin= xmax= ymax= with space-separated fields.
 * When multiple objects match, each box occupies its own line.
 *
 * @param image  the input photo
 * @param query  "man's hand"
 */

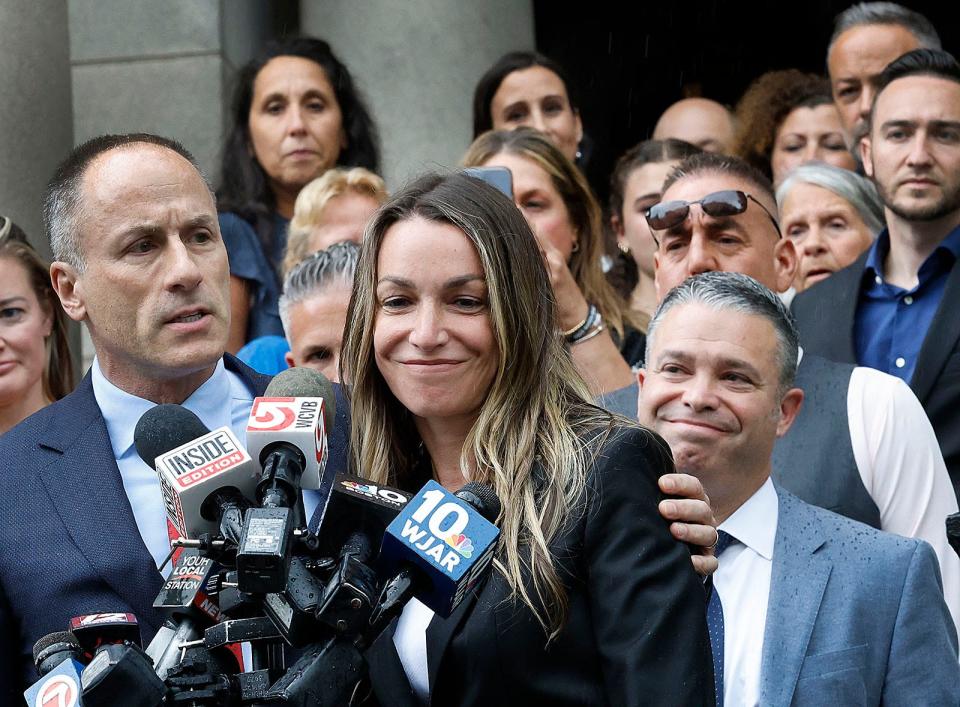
xmin=658 ymin=473 xmax=718 ymax=576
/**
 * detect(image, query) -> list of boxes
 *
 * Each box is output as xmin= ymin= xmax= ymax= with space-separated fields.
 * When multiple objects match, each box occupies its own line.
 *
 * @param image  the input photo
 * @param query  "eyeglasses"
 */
xmin=645 ymin=190 xmax=781 ymax=238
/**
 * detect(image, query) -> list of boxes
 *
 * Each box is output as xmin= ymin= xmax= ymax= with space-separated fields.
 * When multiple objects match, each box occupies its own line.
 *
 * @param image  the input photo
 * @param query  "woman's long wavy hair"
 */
xmin=217 ymin=36 xmax=381 ymax=266
xmin=461 ymin=128 xmax=640 ymax=339
xmin=341 ymin=172 xmax=617 ymax=637
xmin=0 ymin=217 xmax=74 ymax=401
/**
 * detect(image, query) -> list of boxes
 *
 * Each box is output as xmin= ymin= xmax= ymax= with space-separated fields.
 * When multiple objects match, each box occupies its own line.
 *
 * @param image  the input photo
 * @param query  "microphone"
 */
xmin=947 ymin=512 xmax=960 ymax=559
xmin=80 ymin=643 xmax=165 ymax=707
xmin=261 ymin=474 xmax=413 ymax=645
xmin=237 ymin=369 xmax=338 ymax=593
xmin=25 ymin=632 xmax=86 ymax=707
xmin=375 ymin=481 xmax=501 ymax=621
xmin=147 ymin=549 xmax=227 ymax=681
xmin=55 ymin=614 xmax=164 ymax=707
xmin=69 ymin=613 xmax=141 ymax=660
xmin=135 ymin=404 xmax=258 ymax=543
xmin=246 ymin=367 xmax=336 ymax=495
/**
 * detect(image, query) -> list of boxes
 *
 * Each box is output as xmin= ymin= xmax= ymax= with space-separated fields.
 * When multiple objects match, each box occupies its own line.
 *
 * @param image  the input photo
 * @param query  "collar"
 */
xmin=91 ymin=357 xmax=234 ymax=458
xmin=864 ymin=225 xmax=960 ymax=280
xmin=718 ymin=477 xmax=778 ymax=561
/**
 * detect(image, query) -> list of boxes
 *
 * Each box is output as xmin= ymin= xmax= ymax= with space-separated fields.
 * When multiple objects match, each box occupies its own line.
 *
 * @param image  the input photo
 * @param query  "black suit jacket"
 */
xmin=0 ymin=355 xmax=273 ymax=700
xmin=364 ymin=425 xmax=715 ymax=707
xmin=791 ymin=251 xmax=960 ymax=497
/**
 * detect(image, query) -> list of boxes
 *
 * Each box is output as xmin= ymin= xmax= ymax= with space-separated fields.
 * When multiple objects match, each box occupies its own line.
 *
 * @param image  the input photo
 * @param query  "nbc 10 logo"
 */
xmin=396 ymin=482 xmax=498 ymax=576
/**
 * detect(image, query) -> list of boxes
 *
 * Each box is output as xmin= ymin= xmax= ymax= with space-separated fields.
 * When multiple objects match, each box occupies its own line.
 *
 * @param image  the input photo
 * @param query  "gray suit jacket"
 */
xmin=760 ymin=487 xmax=960 ymax=705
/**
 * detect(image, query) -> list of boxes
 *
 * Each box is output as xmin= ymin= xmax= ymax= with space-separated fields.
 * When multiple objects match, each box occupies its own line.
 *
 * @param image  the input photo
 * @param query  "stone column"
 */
xmin=301 ymin=0 xmax=535 ymax=188
xmin=0 ymin=1 xmax=73 ymax=256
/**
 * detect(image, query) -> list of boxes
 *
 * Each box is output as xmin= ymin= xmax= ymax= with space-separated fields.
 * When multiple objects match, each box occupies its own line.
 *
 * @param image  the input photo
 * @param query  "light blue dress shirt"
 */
xmin=91 ymin=358 xmax=255 ymax=570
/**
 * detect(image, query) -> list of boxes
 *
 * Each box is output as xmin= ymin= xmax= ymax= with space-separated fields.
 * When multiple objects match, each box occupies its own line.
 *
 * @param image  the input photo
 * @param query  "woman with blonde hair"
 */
xmin=0 ymin=217 xmax=75 ymax=432
xmin=346 ymin=172 xmax=712 ymax=705
xmin=282 ymin=166 xmax=387 ymax=275
xmin=462 ymin=128 xmax=643 ymax=396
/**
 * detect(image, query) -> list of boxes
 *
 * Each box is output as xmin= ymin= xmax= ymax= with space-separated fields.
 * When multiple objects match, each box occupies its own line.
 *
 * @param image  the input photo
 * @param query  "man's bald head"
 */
xmin=44 ymin=133 xmax=211 ymax=271
xmin=653 ymin=98 xmax=736 ymax=154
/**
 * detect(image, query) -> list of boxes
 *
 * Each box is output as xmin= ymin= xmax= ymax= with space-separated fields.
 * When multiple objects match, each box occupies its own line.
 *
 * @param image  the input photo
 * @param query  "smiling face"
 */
xmin=638 ymin=302 xmax=800 ymax=502
xmin=52 ymin=145 xmax=231 ymax=397
xmin=0 ymin=257 xmax=51 ymax=408
xmin=248 ymin=55 xmax=346 ymax=202
xmin=653 ymin=172 xmax=797 ymax=298
xmin=771 ymin=104 xmax=856 ymax=185
xmin=373 ymin=217 xmax=499 ymax=426
xmin=862 ymin=75 xmax=960 ymax=223
xmin=781 ymin=182 xmax=875 ymax=292
xmin=284 ymin=281 xmax=352 ymax=383
xmin=489 ymin=66 xmax=583 ymax=161
xmin=481 ymin=151 xmax=578 ymax=260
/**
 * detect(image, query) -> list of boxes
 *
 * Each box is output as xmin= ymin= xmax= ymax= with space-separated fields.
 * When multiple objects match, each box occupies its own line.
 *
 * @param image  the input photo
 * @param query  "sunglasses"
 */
xmin=645 ymin=190 xmax=781 ymax=237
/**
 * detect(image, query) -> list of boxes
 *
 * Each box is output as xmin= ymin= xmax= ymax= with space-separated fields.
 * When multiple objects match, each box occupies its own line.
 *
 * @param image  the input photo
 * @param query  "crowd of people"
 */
xmin=1 ymin=1 xmax=960 ymax=705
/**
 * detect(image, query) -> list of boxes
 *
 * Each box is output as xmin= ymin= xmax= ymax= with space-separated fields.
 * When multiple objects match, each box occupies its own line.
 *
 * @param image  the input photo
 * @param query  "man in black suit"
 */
xmin=791 ymin=49 xmax=960 ymax=497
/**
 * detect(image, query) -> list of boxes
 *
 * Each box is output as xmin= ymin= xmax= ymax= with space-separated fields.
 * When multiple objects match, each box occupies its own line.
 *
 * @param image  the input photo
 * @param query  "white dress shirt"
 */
xmin=845 ymin=365 xmax=960 ymax=633
xmin=393 ymin=597 xmax=434 ymax=703
xmin=715 ymin=478 xmax=778 ymax=707
xmin=91 ymin=357 xmax=255 ymax=570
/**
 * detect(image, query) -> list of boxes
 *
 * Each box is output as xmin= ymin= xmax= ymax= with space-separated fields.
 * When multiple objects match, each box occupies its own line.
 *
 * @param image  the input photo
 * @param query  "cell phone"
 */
xmin=464 ymin=166 xmax=513 ymax=199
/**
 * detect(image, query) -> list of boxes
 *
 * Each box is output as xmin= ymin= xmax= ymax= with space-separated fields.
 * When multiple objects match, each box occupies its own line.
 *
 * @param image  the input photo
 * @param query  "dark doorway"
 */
xmin=534 ymin=0 xmax=959 ymax=202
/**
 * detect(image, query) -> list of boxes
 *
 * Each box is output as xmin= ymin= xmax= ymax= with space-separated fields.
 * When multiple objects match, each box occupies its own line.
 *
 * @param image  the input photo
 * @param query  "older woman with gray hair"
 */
xmin=777 ymin=162 xmax=884 ymax=293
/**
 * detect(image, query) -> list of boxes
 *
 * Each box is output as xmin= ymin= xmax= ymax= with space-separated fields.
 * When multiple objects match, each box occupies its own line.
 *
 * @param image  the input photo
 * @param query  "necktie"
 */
xmin=707 ymin=530 xmax=736 ymax=705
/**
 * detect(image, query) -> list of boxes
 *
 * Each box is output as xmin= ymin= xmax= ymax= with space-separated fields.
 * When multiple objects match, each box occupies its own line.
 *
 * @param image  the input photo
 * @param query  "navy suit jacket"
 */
xmin=760 ymin=487 xmax=960 ymax=705
xmin=0 ymin=355 xmax=274 ymax=700
xmin=791 ymin=251 xmax=960 ymax=497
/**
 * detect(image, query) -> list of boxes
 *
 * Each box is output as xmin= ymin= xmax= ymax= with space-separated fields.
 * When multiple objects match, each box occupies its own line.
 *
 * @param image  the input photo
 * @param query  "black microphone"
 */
xmin=24 ymin=632 xmax=86 ymax=707
xmin=81 ymin=643 xmax=165 ymax=707
xmin=33 ymin=630 xmax=83 ymax=677
xmin=237 ymin=368 xmax=338 ymax=594
xmin=147 ymin=549 xmax=228 ymax=681
xmin=60 ymin=613 xmax=165 ymax=707
xmin=947 ymin=512 xmax=960 ymax=558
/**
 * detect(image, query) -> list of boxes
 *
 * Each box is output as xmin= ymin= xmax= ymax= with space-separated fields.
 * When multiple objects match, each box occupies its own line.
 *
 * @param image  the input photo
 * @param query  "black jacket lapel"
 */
xmin=911 ymin=260 xmax=960 ymax=403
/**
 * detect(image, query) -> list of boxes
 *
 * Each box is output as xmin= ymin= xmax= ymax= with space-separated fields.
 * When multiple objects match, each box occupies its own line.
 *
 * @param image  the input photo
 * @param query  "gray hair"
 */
xmin=44 ymin=133 xmax=210 ymax=271
xmin=776 ymin=162 xmax=885 ymax=236
xmin=828 ymin=3 xmax=941 ymax=61
xmin=646 ymin=272 xmax=800 ymax=393
xmin=279 ymin=241 xmax=361 ymax=334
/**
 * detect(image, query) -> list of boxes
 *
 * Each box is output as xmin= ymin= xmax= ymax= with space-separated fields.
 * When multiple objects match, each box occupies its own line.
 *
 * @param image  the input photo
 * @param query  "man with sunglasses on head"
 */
xmin=646 ymin=151 xmax=960 ymax=635
xmin=792 ymin=49 xmax=960 ymax=503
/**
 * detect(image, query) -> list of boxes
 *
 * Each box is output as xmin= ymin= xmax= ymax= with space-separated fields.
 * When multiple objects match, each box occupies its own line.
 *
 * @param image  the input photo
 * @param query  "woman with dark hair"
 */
xmin=0 ymin=217 xmax=75 ymax=433
xmin=217 ymin=36 xmax=380 ymax=351
xmin=472 ymin=51 xmax=585 ymax=165
xmin=347 ymin=172 xmax=713 ymax=706
xmin=733 ymin=69 xmax=855 ymax=186
xmin=609 ymin=138 xmax=703 ymax=328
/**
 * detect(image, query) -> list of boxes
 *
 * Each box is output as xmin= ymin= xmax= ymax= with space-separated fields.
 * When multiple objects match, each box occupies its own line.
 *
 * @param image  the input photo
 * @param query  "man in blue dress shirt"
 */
xmin=792 ymin=48 xmax=960 ymax=496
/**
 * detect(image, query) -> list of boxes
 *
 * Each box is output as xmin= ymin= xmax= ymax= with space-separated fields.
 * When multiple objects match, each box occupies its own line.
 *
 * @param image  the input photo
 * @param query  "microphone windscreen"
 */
xmin=265 ymin=367 xmax=336 ymax=430
xmin=33 ymin=631 xmax=80 ymax=665
xmin=455 ymin=482 xmax=501 ymax=523
xmin=134 ymin=404 xmax=210 ymax=470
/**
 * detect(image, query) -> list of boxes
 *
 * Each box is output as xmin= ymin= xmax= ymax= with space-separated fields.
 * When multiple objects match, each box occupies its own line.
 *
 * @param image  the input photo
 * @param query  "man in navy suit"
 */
xmin=638 ymin=271 xmax=959 ymax=705
xmin=0 ymin=134 xmax=274 ymax=699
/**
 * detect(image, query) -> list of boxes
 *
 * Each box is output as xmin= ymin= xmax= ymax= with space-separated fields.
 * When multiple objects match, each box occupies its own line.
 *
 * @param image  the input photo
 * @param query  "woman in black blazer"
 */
xmin=341 ymin=171 xmax=714 ymax=706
